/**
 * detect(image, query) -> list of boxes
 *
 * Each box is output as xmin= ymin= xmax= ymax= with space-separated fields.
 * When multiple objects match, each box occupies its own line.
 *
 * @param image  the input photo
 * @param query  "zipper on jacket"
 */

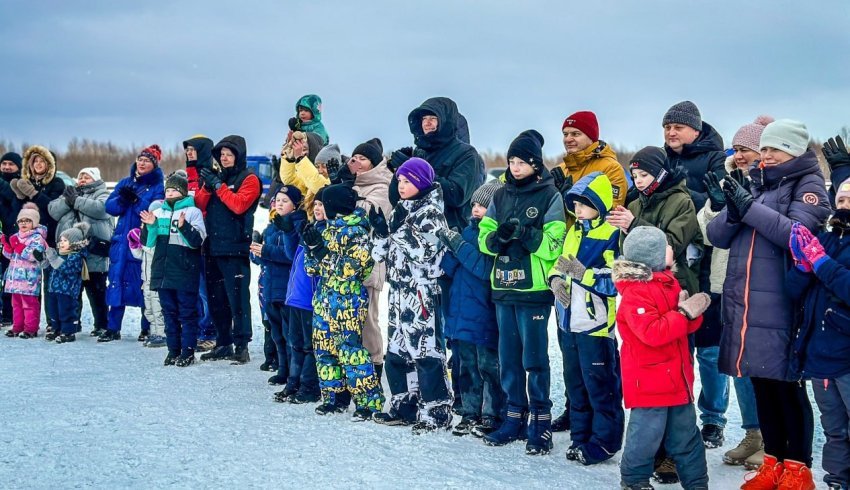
xmin=736 ymin=229 xmax=758 ymax=377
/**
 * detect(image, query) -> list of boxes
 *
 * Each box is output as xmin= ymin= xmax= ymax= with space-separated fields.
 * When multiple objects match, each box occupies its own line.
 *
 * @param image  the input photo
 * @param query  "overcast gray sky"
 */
xmin=2 ymin=0 xmax=848 ymax=157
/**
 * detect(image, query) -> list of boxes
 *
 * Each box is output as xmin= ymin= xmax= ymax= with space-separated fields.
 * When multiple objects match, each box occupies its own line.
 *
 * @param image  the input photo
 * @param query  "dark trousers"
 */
xmin=205 ymin=255 xmax=252 ymax=348
xmin=47 ymin=293 xmax=80 ymax=335
xmin=751 ymin=377 xmax=814 ymax=466
xmin=559 ymin=328 xmax=624 ymax=453
xmin=107 ymin=305 xmax=149 ymax=333
xmin=813 ymin=374 xmax=850 ymax=488
xmin=456 ymin=340 xmax=504 ymax=421
xmin=42 ymin=268 xmax=54 ymax=330
xmin=197 ymin=262 xmax=215 ymax=339
xmin=495 ymin=303 xmax=552 ymax=412
xmin=287 ymin=306 xmax=319 ymax=395
xmin=77 ymin=271 xmax=108 ymax=331
xmin=267 ymin=301 xmax=291 ymax=381
xmin=262 ymin=317 xmax=277 ymax=366
xmin=158 ymin=288 xmax=200 ymax=357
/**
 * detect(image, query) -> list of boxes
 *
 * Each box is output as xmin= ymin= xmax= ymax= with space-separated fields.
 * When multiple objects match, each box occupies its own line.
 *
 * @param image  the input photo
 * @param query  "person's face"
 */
xmin=316 ymin=163 xmax=329 ymax=179
xmin=665 ymin=244 xmax=674 ymax=268
xmin=30 ymin=155 xmax=48 ymax=175
xmin=185 ymin=145 xmax=197 ymax=161
xmin=573 ymin=201 xmax=599 ymax=221
xmin=275 ymin=193 xmax=294 ymax=216
xmin=836 ymin=196 xmax=850 ymax=210
xmin=77 ymin=173 xmax=94 ymax=186
xmin=219 ymin=148 xmax=236 ymax=168
xmin=732 ymin=146 xmax=759 ymax=170
xmin=422 ymin=115 xmax=439 ymax=135
xmin=664 ymin=124 xmax=699 ymax=153
xmin=759 ymin=147 xmax=794 ymax=166
xmin=471 ymin=203 xmax=487 ymax=220
xmin=58 ymin=237 xmax=70 ymax=253
xmin=349 ymin=154 xmax=373 ymax=174
xmin=298 ymin=107 xmax=313 ymax=122
xmin=313 ymin=200 xmax=326 ymax=221
xmin=17 ymin=218 xmax=33 ymax=232
xmin=509 ymin=157 xmax=535 ymax=180
xmin=165 ymin=188 xmax=183 ymax=199
xmin=0 ymin=160 xmax=18 ymax=174
xmin=136 ymin=156 xmax=154 ymax=175
xmin=631 ymin=169 xmax=655 ymax=192
xmin=398 ymin=175 xmax=420 ymax=199
xmin=562 ymin=128 xmax=593 ymax=154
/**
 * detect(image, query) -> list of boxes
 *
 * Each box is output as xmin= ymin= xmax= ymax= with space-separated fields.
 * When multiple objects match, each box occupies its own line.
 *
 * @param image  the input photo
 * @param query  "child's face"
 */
xmin=165 ymin=188 xmax=183 ymax=199
xmin=573 ymin=201 xmax=599 ymax=221
xmin=17 ymin=218 xmax=32 ymax=232
xmin=59 ymin=237 xmax=70 ymax=253
xmin=398 ymin=175 xmax=420 ymax=200
xmin=298 ymin=106 xmax=313 ymax=122
xmin=275 ymin=193 xmax=294 ymax=216
xmin=471 ymin=203 xmax=487 ymax=220
xmin=509 ymin=157 xmax=535 ymax=180
xmin=313 ymin=201 xmax=326 ymax=221
xmin=665 ymin=244 xmax=674 ymax=268
xmin=837 ymin=196 xmax=850 ymax=210
xmin=631 ymin=169 xmax=655 ymax=192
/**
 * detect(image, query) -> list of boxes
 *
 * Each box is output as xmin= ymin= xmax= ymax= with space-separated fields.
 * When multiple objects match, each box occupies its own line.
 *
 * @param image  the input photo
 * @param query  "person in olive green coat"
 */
xmin=607 ymin=146 xmax=702 ymax=294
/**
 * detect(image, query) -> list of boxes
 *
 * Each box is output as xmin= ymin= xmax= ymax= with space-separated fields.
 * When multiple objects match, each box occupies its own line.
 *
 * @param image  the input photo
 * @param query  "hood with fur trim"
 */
xmin=612 ymin=259 xmax=653 ymax=283
xmin=22 ymin=145 xmax=57 ymax=184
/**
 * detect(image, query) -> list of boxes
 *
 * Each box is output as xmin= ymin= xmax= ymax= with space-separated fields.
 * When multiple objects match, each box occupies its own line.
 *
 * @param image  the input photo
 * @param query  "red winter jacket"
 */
xmin=613 ymin=260 xmax=702 ymax=409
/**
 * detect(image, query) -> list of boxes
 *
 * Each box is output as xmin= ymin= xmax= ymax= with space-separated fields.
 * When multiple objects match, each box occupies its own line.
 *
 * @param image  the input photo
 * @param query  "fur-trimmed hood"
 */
xmin=22 ymin=145 xmax=56 ymax=183
xmin=612 ymin=259 xmax=653 ymax=283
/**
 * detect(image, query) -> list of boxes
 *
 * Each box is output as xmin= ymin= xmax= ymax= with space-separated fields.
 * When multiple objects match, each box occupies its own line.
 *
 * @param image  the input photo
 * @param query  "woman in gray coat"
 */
xmin=48 ymin=167 xmax=115 ymax=336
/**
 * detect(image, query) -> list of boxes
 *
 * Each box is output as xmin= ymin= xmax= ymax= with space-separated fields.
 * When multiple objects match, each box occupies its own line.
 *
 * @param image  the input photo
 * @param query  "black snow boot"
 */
xmin=55 ymin=333 xmax=76 ymax=344
xmin=452 ymin=416 xmax=481 ymax=436
xmin=200 ymin=345 xmax=234 ymax=361
xmin=164 ymin=351 xmax=179 ymax=366
xmin=97 ymin=330 xmax=121 ymax=342
xmin=315 ymin=403 xmax=347 ymax=415
xmin=551 ymin=407 xmax=571 ymax=432
xmin=526 ymin=410 xmax=553 ymax=455
xmin=230 ymin=345 xmax=250 ymax=364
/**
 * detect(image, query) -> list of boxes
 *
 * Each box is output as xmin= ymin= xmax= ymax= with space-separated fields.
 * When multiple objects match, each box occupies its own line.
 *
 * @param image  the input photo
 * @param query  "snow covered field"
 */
xmin=0 ymin=212 xmax=827 ymax=489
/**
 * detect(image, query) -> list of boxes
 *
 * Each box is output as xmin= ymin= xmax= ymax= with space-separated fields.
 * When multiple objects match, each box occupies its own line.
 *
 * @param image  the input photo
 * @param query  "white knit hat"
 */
xmin=759 ymin=119 xmax=809 ymax=157
xmin=78 ymin=167 xmax=102 ymax=182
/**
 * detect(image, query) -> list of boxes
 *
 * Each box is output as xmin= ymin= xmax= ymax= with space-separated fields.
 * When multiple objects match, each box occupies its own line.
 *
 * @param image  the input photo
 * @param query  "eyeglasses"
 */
xmin=16 ymin=219 xmax=32 ymax=224
xmin=137 ymin=157 xmax=153 ymax=165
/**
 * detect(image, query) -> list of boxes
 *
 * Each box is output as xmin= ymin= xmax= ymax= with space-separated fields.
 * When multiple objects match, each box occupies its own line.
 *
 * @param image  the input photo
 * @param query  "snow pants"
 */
xmin=47 ymin=292 xmax=80 ymax=335
xmin=267 ymin=301 xmax=291 ymax=381
xmin=495 ymin=303 xmax=552 ymax=412
xmin=813 ymin=374 xmax=850 ymax=489
xmin=158 ymin=288 xmax=200 ymax=358
xmin=205 ymin=255 xmax=252 ymax=348
xmin=141 ymin=279 xmax=165 ymax=337
xmin=287 ymin=306 xmax=319 ymax=396
xmin=11 ymin=293 xmax=40 ymax=335
xmin=455 ymin=339 xmax=504 ymax=421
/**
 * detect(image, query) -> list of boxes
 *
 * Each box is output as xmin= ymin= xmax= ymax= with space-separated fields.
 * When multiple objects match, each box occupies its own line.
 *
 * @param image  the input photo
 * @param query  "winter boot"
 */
xmin=525 ymin=410 xmax=553 ymax=455
xmin=5 ymin=329 xmax=17 ymax=337
xmin=620 ymin=483 xmax=655 ymax=490
xmin=176 ymin=351 xmax=196 ymax=367
xmin=45 ymin=330 xmax=58 ymax=341
xmin=741 ymin=454 xmax=785 ymax=490
xmin=566 ymin=444 xmax=582 ymax=461
xmin=351 ymin=408 xmax=373 ymax=422
xmin=551 ymin=407 xmax=571 ymax=432
xmin=315 ymin=403 xmax=347 ymax=415
xmin=200 ymin=345 xmax=233 ymax=361
xmin=18 ymin=331 xmax=36 ymax=339
xmin=452 ymin=416 xmax=481 ymax=436
xmin=144 ymin=335 xmax=167 ymax=348
xmin=577 ymin=442 xmax=615 ymax=465
xmin=372 ymin=412 xmax=412 ymax=426
xmin=164 ymin=352 xmax=179 ymax=366
xmin=90 ymin=327 xmax=106 ymax=337
xmin=137 ymin=331 xmax=149 ymax=342
xmin=290 ymin=390 xmax=321 ymax=404
xmin=483 ymin=407 xmax=528 ymax=446
xmin=273 ymin=386 xmax=298 ymax=403
xmin=97 ymin=329 xmax=121 ymax=342
xmin=724 ymin=429 xmax=764 ymax=465
xmin=268 ymin=374 xmax=287 ymax=385
xmin=55 ymin=333 xmax=76 ymax=344
xmin=196 ymin=339 xmax=216 ymax=352
xmin=652 ymin=458 xmax=679 ymax=485
xmin=230 ymin=345 xmax=250 ymax=364
xmin=259 ymin=361 xmax=276 ymax=372
xmin=470 ymin=416 xmax=501 ymax=438
xmin=744 ymin=449 xmax=767 ymax=470
xmin=776 ymin=460 xmax=815 ymax=490
xmin=412 ymin=405 xmax=452 ymax=435
xmin=701 ymin=423 xmax=725 ymax=449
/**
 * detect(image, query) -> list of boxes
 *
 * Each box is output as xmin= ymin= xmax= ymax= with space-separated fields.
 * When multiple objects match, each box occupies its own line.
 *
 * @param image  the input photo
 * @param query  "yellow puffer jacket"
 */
xmin=279 ymin=156 xmax=330 ymax=214
xmin=556 ymin=141 xmax=628 ymax=229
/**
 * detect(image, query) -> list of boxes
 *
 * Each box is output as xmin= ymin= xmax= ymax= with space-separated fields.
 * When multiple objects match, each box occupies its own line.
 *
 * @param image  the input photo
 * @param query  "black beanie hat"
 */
xmin=352 ymin=138 xmax=384 ymax=166
xmin=507 ymin=130 xmax=545 ymax=172
xmin=316 ymin=183 xmax=358 ymax=219
xmin=1 ymin=152 xmax=22 ymax=170
xmin=629 ymin=146 xmax=671 ymax=195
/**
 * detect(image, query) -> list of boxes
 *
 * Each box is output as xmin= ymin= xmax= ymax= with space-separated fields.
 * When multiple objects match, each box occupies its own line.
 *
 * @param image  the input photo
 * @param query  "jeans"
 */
xmin=733 ymin=376 xmax=760 ymax=430
xmin=620 ymin=404 xmax=708 ymax=488
xmin=196 ymin=261 xmax=215 ymax=340
xmin=455 ymin=340 xmax=504 ymax=421
xmin=813 ymin=374 xmax=850 ymax=488
xmin=205 ymin=255 xmax=252 ymax=348
xmin=495 ymin=303 xmax=552 ymax=412
xmin=158 ymin=288 xmax=200 ymax=357
xmin=696 ymin=346 xmax=729 ymax=427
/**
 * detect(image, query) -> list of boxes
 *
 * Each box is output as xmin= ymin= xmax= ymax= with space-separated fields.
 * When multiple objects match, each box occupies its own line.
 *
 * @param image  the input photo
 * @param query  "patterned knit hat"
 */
xmin=835 ymin=177 xmax=850 ymax=207
xmin=732 ymin=116 xmax=775 ymax=152
xmin=470 ymin=179 xmax=504 ymax=209
xmin=562 ymin=111 xmax=599 ymax=142
xmin=17 ymin=202 xmax=40 ymax=225
xmin=165 ymin=170 xmax=189 ymax=196
xmin=139 ymin=144 xmax=162 ymax=166
xmin=60 ymin=222 xmax=90 ymax=249
xmin=662 ymin=101 xmax=702 ymax=131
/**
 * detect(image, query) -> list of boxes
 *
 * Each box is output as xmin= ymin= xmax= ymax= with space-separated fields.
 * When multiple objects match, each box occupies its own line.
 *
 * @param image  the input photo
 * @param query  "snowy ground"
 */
xmin=0 ymin=212 xmax=827 ymax=489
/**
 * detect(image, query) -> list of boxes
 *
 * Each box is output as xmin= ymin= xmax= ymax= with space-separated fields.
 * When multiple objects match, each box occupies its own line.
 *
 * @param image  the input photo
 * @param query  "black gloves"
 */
xmin=389 ymin=205 xmax=408 ymax=233
xmin=64 ymin=186 xmax=79 ymax=208
xmin=118 ymin=186 xmax=139 ymax=204
xmin=703 ymin=173 xmax=726 ymax=212
xmin=324 ymin=157 xmax=341 ymax=182
xmin=552 ymin=167 xmax=573 ymax=194
xmin=823 ymin=136 xmax=850 ymax=173
xmin=722 ymin=176 xmax=754 ymax=223
xmin=301 ymin=222 xmax=324 ymax=250
xmin=288 ymin=117 xmax=300 ymax=132
xmin=368 ymin=207 xmax=389 ymax=239
xmin=389 ymin=147 xmax=413 ymax=172
xmin=32 ymin=249 xmax=44 ymax=261
xmin=496 ymin=218 xmax=520 ymax=244
xmin=335 ymin=163 xmax=356 ymax=185
xmin=252 ymin=230 xmax=264 ymax=244
xmin=728 ymin=168 xmax=751 ymax=192
xmin=199 ymin=168 xmax=222 ymax=190
xmin=273 ymin=213 xmax=294 ymax=233
xmin=436 ymin=228 xmax=463 ymax=253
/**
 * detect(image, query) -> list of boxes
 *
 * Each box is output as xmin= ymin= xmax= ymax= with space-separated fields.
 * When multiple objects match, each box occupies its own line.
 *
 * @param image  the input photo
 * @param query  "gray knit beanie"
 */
xmin=759 ymin=119 xmax=809 ymax=157
xmin=60 ymin=222 xmax=91 ymax=247
xmin=470 ymin=179 xmax=504 ymax=209
xmin=623 ymin=226 xmax=668 ymax=272
xmin=315 ymin=143 xmax=341 ymax=165
xmin=662 ymin=101 xmax=702 ymax=131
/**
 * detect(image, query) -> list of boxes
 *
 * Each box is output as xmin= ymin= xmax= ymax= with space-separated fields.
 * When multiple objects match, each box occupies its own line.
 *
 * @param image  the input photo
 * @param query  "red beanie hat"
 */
xmin=562 ymin=111 xmax=599 ymax=142
xmin=139 ymin=144 xmax=162 ymax=167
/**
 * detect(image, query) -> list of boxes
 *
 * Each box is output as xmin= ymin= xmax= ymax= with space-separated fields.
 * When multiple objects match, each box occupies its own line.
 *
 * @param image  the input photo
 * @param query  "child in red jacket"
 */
xmin=613 ymin=226 xmax=711 ymax=490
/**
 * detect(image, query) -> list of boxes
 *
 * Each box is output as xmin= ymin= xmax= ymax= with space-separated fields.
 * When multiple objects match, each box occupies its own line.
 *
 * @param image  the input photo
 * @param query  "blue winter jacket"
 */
xmin=285 ymin=219 xmax=324 ymax=312
xmin=786 ymin=221 xmax=850 ymax=380
xmin=48 ymin=249 xmax=88 ymax=297
xmin=440 ymin=219 xmax=498 ymax=350
xmin=104 ymin=163 xmax=165 ymax=307
xmin=256 ymin=210 xmax=306 ymax=304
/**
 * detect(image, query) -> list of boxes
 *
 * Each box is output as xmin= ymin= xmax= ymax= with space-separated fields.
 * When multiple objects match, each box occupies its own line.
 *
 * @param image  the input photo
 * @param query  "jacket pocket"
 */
xmin=825 ymin=308 xmax=850 ymax=337
xmin=637 ymin=362 xmax=680 ymax=396
xmin=493 ymin=254 xmax=533 ymax=290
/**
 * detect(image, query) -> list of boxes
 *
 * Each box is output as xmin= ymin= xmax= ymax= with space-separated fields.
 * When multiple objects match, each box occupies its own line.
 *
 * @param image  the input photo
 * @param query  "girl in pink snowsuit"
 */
xmin=2 ymin=203 xmax=47 ymax=338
